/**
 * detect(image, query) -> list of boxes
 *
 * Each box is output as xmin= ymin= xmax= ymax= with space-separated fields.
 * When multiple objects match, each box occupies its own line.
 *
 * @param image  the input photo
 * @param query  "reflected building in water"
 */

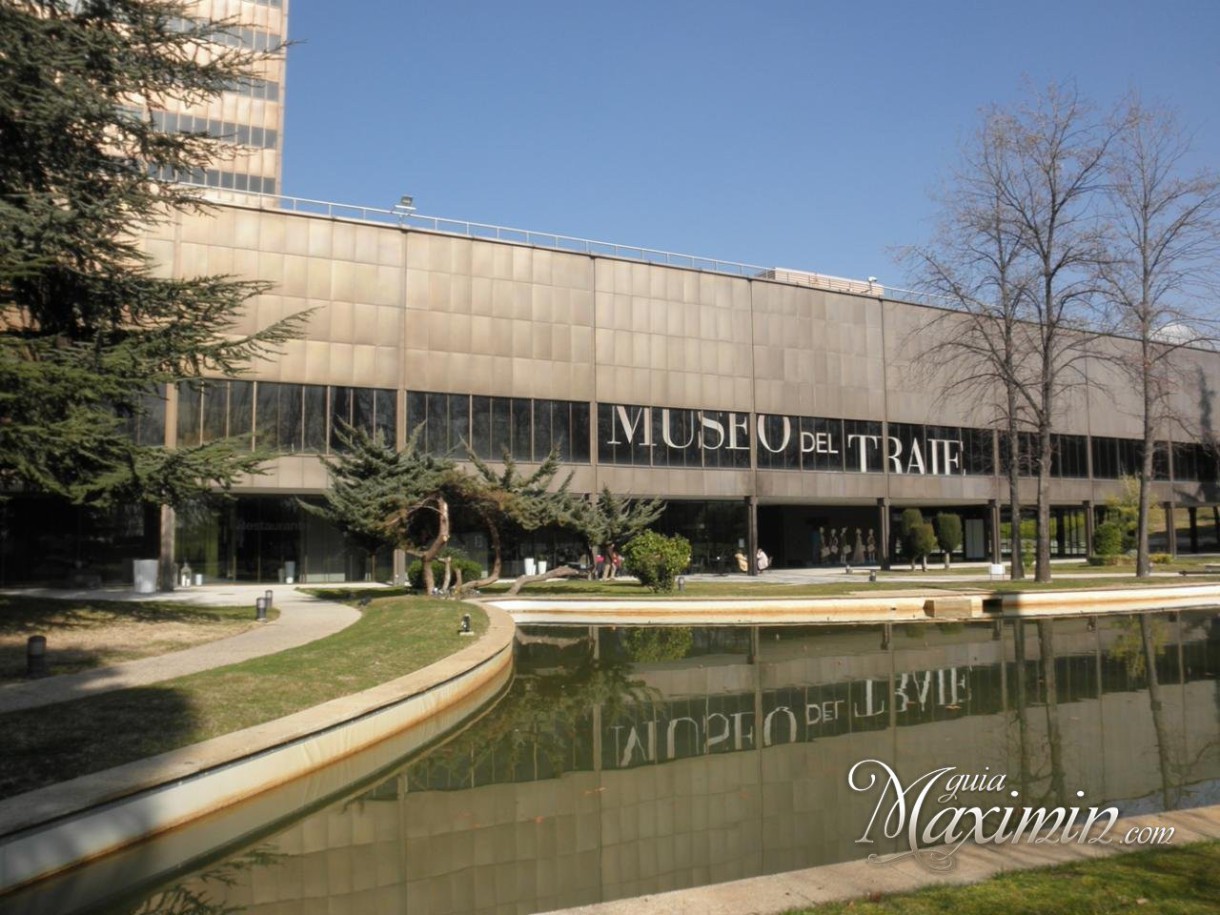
xmin=100 ymin=613 xmax=1220 ymax=914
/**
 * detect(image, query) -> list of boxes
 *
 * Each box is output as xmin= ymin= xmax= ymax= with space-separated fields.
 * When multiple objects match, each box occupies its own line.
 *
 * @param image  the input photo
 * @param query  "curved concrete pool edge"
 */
xmin=491 ymin=581 xmax=1220 ymax=625
xmin=0 ymin=602 xmax=516 ymax=896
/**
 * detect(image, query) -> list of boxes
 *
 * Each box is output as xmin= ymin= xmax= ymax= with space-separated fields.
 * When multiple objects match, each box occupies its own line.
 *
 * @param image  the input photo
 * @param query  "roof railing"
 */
xmin=213 ymin=190 xmax=953 ymax=308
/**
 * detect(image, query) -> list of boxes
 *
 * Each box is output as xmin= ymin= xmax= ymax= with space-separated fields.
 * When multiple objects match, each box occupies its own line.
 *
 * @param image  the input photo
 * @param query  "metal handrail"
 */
xmin=238 ymin=191 xmax=953 ymax=306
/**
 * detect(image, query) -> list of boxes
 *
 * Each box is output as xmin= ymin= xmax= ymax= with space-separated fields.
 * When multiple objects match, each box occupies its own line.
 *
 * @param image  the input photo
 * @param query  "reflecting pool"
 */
xmin=17 ymin=611 xmax=1220 ymax=914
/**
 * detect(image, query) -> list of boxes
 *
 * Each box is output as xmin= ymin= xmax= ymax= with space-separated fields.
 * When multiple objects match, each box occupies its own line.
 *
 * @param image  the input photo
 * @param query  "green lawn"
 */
xmin=791 ymin=840 xmax=1220 ymax=914
xmin=0 ymin=595 xmax=487 ymax=801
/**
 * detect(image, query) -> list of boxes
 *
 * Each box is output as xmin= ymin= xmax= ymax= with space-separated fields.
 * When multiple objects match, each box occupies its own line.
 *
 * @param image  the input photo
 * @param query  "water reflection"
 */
xmin=27 ymin=612 xmax=1220 ymax=914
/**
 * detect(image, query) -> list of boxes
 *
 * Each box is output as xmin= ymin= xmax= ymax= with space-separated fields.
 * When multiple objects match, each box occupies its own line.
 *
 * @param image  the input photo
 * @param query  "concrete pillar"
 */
xmin=746 ymin=495 xmax=759 ymax=576
xmin=1084 ymin=500 xmax=1096 ymax=558
xmin=989 ymin=499 xmax=1002 ymax=563
xmin=1054 ymin=506 xmax=1066 ymax=557
xmin=1189 ymin=507 xmax=1199 ymax=554
xmin=158 ymin=504 xmax=176 ymax=591
xmin=1164 ymin=502 xmax=1177 ymax=558
xmin=393 ymin=548 xmax=407 ymax=586
xmin=877 ymin=498 xmax=891 ymax=570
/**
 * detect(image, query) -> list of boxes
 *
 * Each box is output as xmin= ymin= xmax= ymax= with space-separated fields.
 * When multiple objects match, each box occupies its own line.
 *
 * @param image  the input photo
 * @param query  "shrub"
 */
xmin=623 ymin=531 xmax=691 ymax=592
xmin=1150 ymin=552 xmax=1173 ymax=565
xmin=407 ymin=554 xmax=483 ymax=590
xmin=900 ymin=510 xmax=937 ymax=570
xmin=934 ymin=513 xmax=963 ymax=567
xmin=1093 ymin=521 xmax=1125 ymax=557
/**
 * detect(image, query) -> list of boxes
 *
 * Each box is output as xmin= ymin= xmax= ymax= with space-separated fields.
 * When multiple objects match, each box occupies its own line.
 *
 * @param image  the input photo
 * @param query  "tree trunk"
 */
xmin=506 ymin=564 xmax=583 ymax=595
xmin=1136 ymin=337 xmax=1155 ymax=578
xmin=418 ymin=495 xmax=450 ymax=593
xmin=463 ymin=516 xmax=503 ymax=592
xmin=1007 ymin=390 xmax=1025 ymax=581
xmin=1036 ymin=417 xmax=1053 ymax=582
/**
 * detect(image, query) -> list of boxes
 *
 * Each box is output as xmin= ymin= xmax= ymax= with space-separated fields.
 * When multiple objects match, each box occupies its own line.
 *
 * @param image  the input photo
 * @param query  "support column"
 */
xmin=158 ymin=504 xmax=176 ymax=592
xmin=989 ymin=499 xmax=1002 ymax=564
xmin=1054 ymin=506 xmax=1066 ymax=557
xmin=746 ymin=495 xmax=759 ymax=576
xmin=1164 ymin=502 xmax=1177 ymax=558
xmin=393 ymin=548 xmax=407 ymax=586
xmin=1189 ymin=507 xmax=1199 ymax=554
xmin=1083 ymin=500 xmax=1096 ymax=558
xmin=877 ymin=497 xmax=891 ymax=570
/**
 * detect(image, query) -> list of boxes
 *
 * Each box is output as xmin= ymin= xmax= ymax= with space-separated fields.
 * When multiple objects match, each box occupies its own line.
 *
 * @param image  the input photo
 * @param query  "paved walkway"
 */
xmin=553 ymin=804 xmax=1220 ymax=915
xmin=0 ymin=584 xmax=366 ymax=714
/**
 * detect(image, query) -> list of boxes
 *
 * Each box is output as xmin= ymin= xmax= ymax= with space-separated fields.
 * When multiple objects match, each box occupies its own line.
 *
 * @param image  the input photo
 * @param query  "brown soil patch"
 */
xmin=0 ymin=602 xmax=268 ymax=683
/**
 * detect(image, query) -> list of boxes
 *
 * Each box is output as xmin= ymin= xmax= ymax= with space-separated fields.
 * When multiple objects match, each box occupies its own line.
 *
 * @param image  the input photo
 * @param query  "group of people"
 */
xmin=734 ymin=548 xmax=771 ymax=573
xmin=819 ymin=527 xmax=876 ymax=565
xmin=593 ymin=548 xmax=622 ymax=579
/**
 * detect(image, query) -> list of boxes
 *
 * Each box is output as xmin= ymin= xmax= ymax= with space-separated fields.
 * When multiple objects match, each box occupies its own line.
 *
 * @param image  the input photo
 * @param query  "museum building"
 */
xmin=3 ymin=0 xmax=1219 ymax=586
xmin=6 ymin=192 xmax=1220 ymax=586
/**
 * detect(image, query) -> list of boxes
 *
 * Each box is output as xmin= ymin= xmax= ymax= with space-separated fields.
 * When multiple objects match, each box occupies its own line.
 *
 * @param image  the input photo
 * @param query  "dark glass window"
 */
xmin=330 ymin=386 xmax=354 ymax=451
xmin=1173 ymin=442 xmax=1199 ymax=481
xmin=843 ymin=420 xmax=883 ymax=472
xmin=121 ymin=385 xmax=168 ymax=446
xmin=654 ymin=407 xmax=700 ymax=468
xmin=202 ymin=380 xmax=228 ymax=443
xmin=999 ymin=431 xmax=1039 ymax=477
xmin=700 ymin=410 xmax=751 ymax=469
xmin=353 ymin=388 xmax=375 ymax=441
xmin=471 ymin=396 xmax=492 ymax=458
xmin=1051 ymin=434 xmax=1088 ymax=478
xmin=511 ymin=398 xmax=532 ymax=461
xmin=1153 ymin=441 xmax=1169 ymax=481
xmin=229 ymin=381 xmax=253 ymax=448
xmin=961 ymin=427 xmax=995 ymax=476
xmin=406 ymin=391 xmax=426 ymax=448
xmin=599 ymin=403 xmax=650 ymax=465
xmin=570 ymin=401 xmax=590 ymax=462
xmin=303 ymin=385 xmax=327 ymax=452
xmin=257 ymin=382 xmax=302 ymax=452
xmin=756 ymin=414 xmax=799 ymax=470
xmin=177 ymin=382 xmax=203 ymax=446
xmin=886 ymin=423 xmax=927 ymax=475
xmin=1091 ymin=436 xmax=1142 ymax=479
xmin=800 ymin=417 xmax=844 ymax=471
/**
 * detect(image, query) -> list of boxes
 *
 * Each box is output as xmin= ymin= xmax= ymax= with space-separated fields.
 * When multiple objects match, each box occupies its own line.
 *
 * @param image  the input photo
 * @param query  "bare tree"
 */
xmin=1100 ymin=98 xmax=1220 ymax=576
xmin=987 ymin=84 xmax=1115 ymax=582
xmin=906 ymin=103 xmax=1041 ymax=580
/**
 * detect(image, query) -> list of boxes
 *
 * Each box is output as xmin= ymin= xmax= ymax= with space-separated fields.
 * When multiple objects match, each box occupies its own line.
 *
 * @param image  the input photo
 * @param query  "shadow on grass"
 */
xmin=0 ymin=685 xmax=198 ymax=801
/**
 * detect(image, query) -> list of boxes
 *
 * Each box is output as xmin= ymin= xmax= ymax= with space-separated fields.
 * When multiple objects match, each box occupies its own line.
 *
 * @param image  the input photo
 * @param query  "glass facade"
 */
xmin=410 ymin=391 xmax=590 ymax=462
xmin=174 ymin=496 xmax=392 ymax=585
xmin=177 ymin=381 xmax=395 ymax=452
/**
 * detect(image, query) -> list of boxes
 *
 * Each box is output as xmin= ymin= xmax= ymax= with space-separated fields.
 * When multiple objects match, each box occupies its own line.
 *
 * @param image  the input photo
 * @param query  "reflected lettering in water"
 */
xmin=20 ymin=611 xmax=1220 ymax=915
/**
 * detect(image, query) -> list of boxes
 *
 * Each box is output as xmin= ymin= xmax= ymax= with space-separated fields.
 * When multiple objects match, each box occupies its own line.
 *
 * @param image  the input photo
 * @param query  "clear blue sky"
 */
xmin=284 ymin=1 xmax=1219 ymax=287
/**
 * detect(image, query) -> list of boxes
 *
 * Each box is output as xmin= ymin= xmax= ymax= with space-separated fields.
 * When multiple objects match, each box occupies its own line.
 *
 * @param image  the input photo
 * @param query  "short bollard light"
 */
xmin=458 ymin=613 xmax=473 ymax=636
xmin=677 ymin=576 xmax=686 ymax=592
xmin=27 ymin=635 xmax=49 ymax=679
xmin=256 ymin=596 xmax=268 ymax=622
xmin=868 ymin=570 xmax=877 ymax=583
xmin=264 ymin=589 xmax=274 ymax=609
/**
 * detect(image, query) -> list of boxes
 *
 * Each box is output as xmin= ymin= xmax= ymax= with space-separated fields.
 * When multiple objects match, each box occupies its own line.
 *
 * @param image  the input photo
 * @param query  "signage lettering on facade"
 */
xmin=607 ymin=404 xmax=965 ymax=475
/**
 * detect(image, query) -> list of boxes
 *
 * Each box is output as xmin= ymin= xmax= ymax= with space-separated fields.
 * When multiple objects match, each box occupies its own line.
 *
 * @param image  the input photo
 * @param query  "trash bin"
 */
xmin=524 ymin=558 xmax=536 ymax=576
xmin=194 ymin=573 xmax=203 ymax=587
xmin=537 ymin=560 xmax=548 ymax=575
xmin=132 ymin=559 xmax=158 ymax=594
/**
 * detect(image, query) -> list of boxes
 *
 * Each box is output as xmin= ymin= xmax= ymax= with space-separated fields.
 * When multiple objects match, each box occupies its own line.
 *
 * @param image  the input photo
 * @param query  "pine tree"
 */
xmin=0 ymin=3 xmax=305 ymax=515
xmin=459 ymin=447 xmax=576 ymax=590
xmin=308 ymin=427 xmax=460 ymax=594
xmin=571 ymin=487 xmax=665 ymax=580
